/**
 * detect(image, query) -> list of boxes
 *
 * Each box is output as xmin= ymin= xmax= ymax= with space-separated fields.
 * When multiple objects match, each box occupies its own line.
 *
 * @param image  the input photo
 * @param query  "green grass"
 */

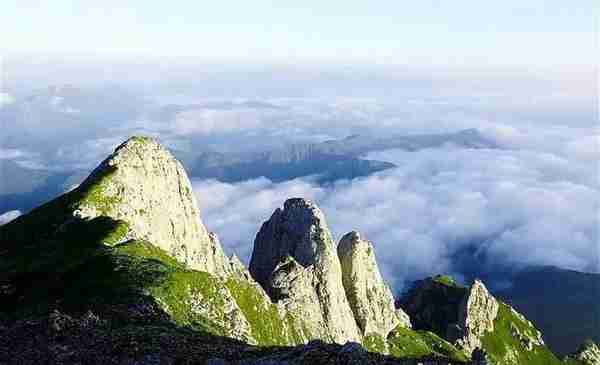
xmin=363 ymin=333 xmax=388 ymax=354
xmin=74 ymin=165 xmax=122 ymax=216
xmin=387 ymin=326 xmax=468 ymax=362
xmin=225 ymin=278 xmax=305 ymax=346
xmin=432 ymin=275 xmax=462 ymax=288
xmin=481 ymin=302 xmax=563 ymax=365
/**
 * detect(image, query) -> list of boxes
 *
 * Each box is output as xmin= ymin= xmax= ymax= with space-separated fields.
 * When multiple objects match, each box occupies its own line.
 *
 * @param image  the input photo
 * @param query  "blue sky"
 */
xmin=2 ymin=1 xmax=596 ymax=70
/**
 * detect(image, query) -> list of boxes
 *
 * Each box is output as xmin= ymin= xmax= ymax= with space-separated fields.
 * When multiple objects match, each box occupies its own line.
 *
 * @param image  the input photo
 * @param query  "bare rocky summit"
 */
xmin=74 ymin=136 xmax=232 ymax=277
xmin=454 ymin=280 xmax=499 ymax=354
xmin=338 ymin=231 xmax=411 ymax=338
xmin=249 ymin=198 xmax=362 ymax=343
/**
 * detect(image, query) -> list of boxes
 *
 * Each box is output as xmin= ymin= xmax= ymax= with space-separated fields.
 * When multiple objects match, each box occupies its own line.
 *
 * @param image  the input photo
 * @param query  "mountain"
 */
xmin=398 ymin=275 xmax=568 ymax=364
xmin=188 ymin=128 xmax=499 ymax=183
xmin=0 ymin=136 xmax=590 ymax=364
xmin=496 ymin=267 xmax=600 ymax=356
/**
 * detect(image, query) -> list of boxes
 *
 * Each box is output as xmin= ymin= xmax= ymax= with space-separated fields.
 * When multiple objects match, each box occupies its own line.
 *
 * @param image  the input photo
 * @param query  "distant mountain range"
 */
xmin=0 ymin=128 xmax=499 ymax=214
xmin=0 ymin=159 xmax=86 ymax=213
xmin=188 ymin=128 xmax=499 ymax=183
xmin=497 ymin=266 xmax=600 ymax=356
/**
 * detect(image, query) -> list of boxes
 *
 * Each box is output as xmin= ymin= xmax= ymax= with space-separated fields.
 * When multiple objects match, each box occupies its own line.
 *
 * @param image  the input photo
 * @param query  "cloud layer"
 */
xmin=2 ymin=74 xmax=596 ymax=294
xmin=193 ymin=141 xmax=599 ymax=292
xmin=0 ymin=210 xmax=21 ymax=226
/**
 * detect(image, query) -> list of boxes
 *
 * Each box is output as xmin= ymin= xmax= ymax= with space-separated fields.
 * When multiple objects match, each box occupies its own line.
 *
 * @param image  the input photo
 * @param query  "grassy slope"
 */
xmin=386 ymin=326 xmax=469 ymax=362
xmin=0 ymin=167 xmax=305 ymax=348
xmin=481 ymin=302 xmax=562 ymax=365
xmin=1 ymin=165 xmax=569 ymax=363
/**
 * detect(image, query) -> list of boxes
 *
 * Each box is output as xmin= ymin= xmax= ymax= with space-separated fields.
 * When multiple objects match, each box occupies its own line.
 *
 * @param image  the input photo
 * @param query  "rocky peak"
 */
xmin=249 ymin=198 xmax=362 ymax=344
xmin=249 ymin=198 xmax=334 ymax=287
xmin=567 ymin=341 xmax=600 ymax=365
xmin=399 ymin=277 xmax=499 ymax=354
xmin=338 ymin=231 xmax=410 ymax=338
xmin=399 ymin=276 xmax=468 ymax=336
xmin=73 ymin=136 xmax=231 ymax=277
xmin=455 ymin=280 xmax=499 ymax=354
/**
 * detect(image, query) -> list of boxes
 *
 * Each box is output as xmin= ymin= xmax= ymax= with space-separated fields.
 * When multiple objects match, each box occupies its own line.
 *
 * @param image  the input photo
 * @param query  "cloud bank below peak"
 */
xmin=193 ymin=141 xmax=599 ymax=292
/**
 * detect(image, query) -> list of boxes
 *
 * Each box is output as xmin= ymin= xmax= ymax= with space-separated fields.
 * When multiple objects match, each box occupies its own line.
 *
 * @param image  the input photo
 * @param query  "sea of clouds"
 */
xmin=1 ymin=71 xmax=597 ymax=292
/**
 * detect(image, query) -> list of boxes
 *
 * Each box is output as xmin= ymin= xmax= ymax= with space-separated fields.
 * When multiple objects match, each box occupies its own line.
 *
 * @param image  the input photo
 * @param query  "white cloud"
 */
xmin=2 ymin=84 xmax=597 ymax=293
xmin=565 ymin=135 xmax=600 ymax=162
xmin=192 ymin=177 xmax=323 ymax=260
xmin=0 ymin=92 xmax=15 ymax=108
xmin=174 ymin=108 xmax=265 ymax=136
xmin=0 ymin=210 xmax=21 ymax=225
xmin=193 ymin=144 xmax=599 ymax=292
xmin=0 ymin=148 xmax=26 ymax=160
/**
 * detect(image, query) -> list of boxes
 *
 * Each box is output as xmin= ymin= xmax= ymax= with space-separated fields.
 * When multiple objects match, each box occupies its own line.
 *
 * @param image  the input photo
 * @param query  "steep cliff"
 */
xmin=338 ymin=231 xmax=411 ymax=338
xmin=73 ymin=136 xmax=231 ymax=277
xmin=249 ymin=198 xmax=362 ymax=343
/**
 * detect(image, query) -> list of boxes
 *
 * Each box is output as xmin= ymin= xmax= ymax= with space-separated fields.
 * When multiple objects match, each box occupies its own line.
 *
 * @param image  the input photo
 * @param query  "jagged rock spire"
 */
xmin=250 ymin=198 xmax=332 ymax=285
xmin=338 ymin=231 xmax=411 ymax=337
xmin=455 ymin=280 xmax=499 ymax=354
xmin=249 ymin=198 xmax=362 ymax=344
xmin=74 ymin=136 xmax=231 ymax=277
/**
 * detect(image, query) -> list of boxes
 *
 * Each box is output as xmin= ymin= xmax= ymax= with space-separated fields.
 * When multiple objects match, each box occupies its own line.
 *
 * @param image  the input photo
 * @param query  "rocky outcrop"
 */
xmin=73 ymin=136 xmax=231 ymax=277
xmin=249 ymin=198 xmax=362 ymax=344
xmin=455 ymin=280 xmax=499 ymax=354
xmin=399 ymin=277 xmax=499 ymax=355
xmin=338 ymin=231 xmax=410 ymax=338
xmin=566 ymin=341 xmax=600 ymax=365
xmin=399 ymin=276 xmax=468 ymax=337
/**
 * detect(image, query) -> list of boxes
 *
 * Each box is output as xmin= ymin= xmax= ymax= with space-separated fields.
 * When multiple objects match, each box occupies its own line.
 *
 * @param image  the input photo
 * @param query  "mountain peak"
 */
xmin=338 ymin=231 xmax=411 ymax=337
xmin=249 ymin=197 xmax=333 ymax=286
xmin=249 ymin=198 xmax=362 ymax=343
xmin=74 ymin=135 xmax=231 ymax=277
xmin=454 ymin=279 xmax=499 ymax=354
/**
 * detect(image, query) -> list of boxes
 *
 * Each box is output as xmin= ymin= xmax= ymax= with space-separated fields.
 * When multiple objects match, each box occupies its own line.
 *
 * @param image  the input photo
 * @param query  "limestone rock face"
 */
xmin=337 ymin=231 xmax=410 ymax=337
xmin=74 ymin=136 xmax=231 ymax=277
xmin=249 ymin=198 xmax=361 ymax=344
xmin=455 ymin=280 xmax=499 ymax=354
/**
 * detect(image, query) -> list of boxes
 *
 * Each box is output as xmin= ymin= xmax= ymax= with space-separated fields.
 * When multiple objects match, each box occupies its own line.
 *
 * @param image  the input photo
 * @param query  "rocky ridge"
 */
xmin=400 ymin=276 xmax=560 ymax=364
